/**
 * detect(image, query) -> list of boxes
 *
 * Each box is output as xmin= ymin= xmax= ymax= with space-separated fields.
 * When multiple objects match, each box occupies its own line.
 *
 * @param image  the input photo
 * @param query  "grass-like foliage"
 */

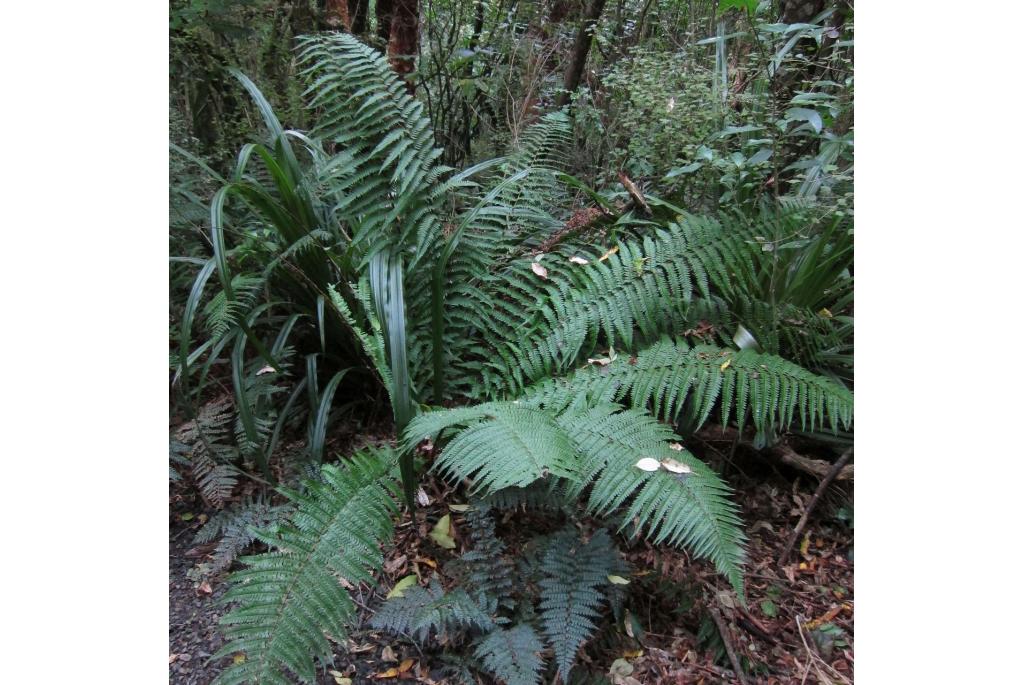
xmin=213 ymin=449 xmax=400 ymax=684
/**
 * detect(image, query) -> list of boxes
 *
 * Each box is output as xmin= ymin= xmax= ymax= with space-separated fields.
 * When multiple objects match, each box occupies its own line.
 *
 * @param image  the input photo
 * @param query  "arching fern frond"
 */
xmin=213 ymin=450 xmax=400 ymax=685
xmin=557 ymin=404 xmax=746 ymax=593
xmin=295 ymin=33 xmax=448 ymax=266
xmin=461 ymin=214 xmax=764 ymax=398
xmin=405 ymin=403 xmax=581 ymax=495
xmin=526 ymin=337 xmax=853 ymax=435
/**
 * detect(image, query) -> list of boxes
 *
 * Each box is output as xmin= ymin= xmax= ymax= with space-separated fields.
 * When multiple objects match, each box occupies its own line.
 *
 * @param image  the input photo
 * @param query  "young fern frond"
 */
xmin=473 ymin=624 xmax=545 ymax=685
xmin=213 ymin=450 xmax=400 ymax=685
xmin=539 ymin=528 xmax=620 ymax=680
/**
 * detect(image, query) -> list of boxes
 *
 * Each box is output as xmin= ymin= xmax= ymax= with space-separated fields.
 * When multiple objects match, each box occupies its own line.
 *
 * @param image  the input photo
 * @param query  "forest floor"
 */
xmin=169 ymin=438 xmax=853 ymax=685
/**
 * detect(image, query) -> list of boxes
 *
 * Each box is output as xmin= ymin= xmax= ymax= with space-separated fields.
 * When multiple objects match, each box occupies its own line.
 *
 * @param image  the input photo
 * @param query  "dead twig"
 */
xmin=708 ymin=606 xmax=750 ymax=685
xmin=778 ymin=448 xmax=854 ymax=568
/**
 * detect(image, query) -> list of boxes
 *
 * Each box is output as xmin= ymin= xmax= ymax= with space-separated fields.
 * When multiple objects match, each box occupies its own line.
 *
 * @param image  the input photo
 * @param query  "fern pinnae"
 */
xmin=214 ymin=450 xmax=400 ymax=684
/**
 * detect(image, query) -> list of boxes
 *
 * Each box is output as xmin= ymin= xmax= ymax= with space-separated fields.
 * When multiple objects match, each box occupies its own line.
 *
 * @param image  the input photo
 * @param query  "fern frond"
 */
xmin=539 ymin=528 xmax=620 ymax=680
xmin=557 ymin=404 xmax=746 ymax=594
xmin=527 ymin=337 xmax=853 ymax=434
xmin=405 ymin=403 xmax=581 ymax=494
xmin=460 ymin=504 xmax=515 ymax=612
xmin=474 ymin=624 xmax=545 ymax=685
xmin=370 ymin=576 xmax=494 ymax=643
xmin=295 ymin=33 xmax=447 ymax=265
xmin=194 ymin=496 xmax=292 ymax=574
xmin=214 ymin=450 xmax=400 ymax=684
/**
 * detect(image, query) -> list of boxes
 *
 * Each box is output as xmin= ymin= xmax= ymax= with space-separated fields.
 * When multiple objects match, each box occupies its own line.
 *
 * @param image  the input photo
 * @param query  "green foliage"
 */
xmin=405 ymin=401 xmax=748 ymax=596
xmin=193 ymin=496 xmax=292 ymax=574
xmin=369 ymin=577 xmax=495 ymax=642
xmin=539 ymin=529 xmax=620 ymax=680
xmin=473 ymin=624 xmax=545 ymax=685
xmin=173 ymin=395 xmax=239 ymax=507
xmin=373 ymin=511 xmax=627 ymax=685
xmin=574 ymin=48 xmax=720 ymax=184
xmin=214 ymin=450 xmax=400 ymax=684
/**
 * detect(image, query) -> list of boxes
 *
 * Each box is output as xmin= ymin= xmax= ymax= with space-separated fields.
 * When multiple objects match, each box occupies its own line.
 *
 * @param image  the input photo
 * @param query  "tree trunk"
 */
xmin=387 ymin=0 xmax=420 ymax=89
xmin=376 ymin=0 xmax=395 ymax=44
xmin=324 ymin=0 xmax=352 ymax=30
xmin=554 ymin=0 xmax=608 ymax=108
xmin=350 ymin=0 xmax=369 ymax=34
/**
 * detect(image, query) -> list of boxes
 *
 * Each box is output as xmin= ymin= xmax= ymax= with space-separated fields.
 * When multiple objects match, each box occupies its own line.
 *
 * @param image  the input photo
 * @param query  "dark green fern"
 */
xmin=213 ymin=450 xmax=400 ymax=685
xmin=539 ymin=528 xmax=621 ymax=680
xmin=473 ymin=624 xmax=545 ymax=685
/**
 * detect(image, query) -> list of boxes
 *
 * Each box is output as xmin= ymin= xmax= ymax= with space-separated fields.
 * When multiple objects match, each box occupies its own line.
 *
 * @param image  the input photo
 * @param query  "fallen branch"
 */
xmin=778 ymin=448 xmax=854 ymax=568
xmin=708 ymin=606 xmax=750 ymax=685
xmin=694 ymin=425 xmax=854 ymax=481
xmin=617 ymin=171 xmax=651 ymax=216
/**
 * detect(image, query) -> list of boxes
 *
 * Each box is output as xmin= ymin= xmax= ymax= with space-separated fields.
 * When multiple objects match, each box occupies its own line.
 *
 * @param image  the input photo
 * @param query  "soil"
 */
xmin=169 ymin=444 xmax=853 ymax=684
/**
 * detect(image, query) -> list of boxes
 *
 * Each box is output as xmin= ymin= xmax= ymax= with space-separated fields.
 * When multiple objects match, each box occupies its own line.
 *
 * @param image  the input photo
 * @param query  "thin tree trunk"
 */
xmin=350 ymin=0 xmax=369 ymax=34
xmin=388 ymin=0 xmax=420 ymax=89
xmin=555 ymin=0 xmax=608 ymax=108
xmin=376 ymin=0 xmax=395 ymax=44
xmin=324 ymin=0 xmax=352 ymax=30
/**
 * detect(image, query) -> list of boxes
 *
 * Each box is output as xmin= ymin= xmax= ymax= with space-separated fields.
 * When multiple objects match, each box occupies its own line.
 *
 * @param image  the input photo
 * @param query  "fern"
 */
xmin=473 ymin=624 xmax=545 ymax=685
xmin=539 ymin=528 xmax=620 ymax=680
xmin=410 ymin=402 xmax=581 ymax=494
xmin=557 ymin=404 xmax=746 ymax=593
xmin=527 ymin=337 xmax=853 ymax=435
xmin=406 ymin=400 xmax=748 ymax=595
xmin=173 ymin=395 xmax=239 ymax=507
xmin=213 ymin=450 xmax=400 ymax=685
xmin=193 ymin=496 xmax=292 ymax=574
xmin=460 ymin=504 xmax=515 ymax=613
xmin=370 ymin=576 xmax=494 ymax=643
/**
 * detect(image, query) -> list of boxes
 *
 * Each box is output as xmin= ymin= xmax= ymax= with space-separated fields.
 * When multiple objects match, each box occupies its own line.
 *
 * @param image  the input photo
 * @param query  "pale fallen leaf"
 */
xmin=415 ymin=487 xmax=431 ymax=506
xmin=448 ymin=503 xmax=470 ymax=512
xmin=608 ymin=575 xmax=631 ymax=585
xmin=168 ymin=654 xmax=178 ymax=664
xmin=374 ymin=667 xmax=400 ymax=679
xmin=177 ymin=653 xmax=192 ymax=662
xmin=667 ymin=96 xmax=676 ymax=113
xmin=622 ymin=649 xmax=644 ymax=658
xmin=380 ymin=645 xmax=397 ymax=662
xmin=635 ymin=458 xmax=660 ymax=472
xmin=256 ymin=365 xmax=277 ymax=375
xmin=720 ymin=358 xmax=731 ymax=371
xmin=531 ymin=262 xmax=548 ymax=279
xmin=587 ymin=357 xmax=612 ymax=366
xmin=598 ymin=245 xmax=620 ymax=262
xmin=669 ymin=442 xmax=684 ymax=451
xmin=569 ymin=255 xmax=589 ymax=265
xmin=398 ymin=659 xmax=414 ymax=673
xmin=330 ymin=670 xmax=352 ymax=685
xmin=660 ymin=458 xmax=692 ymax=474
xmin=819 ymin=307 xmax=833 ymax=318
xmin=429 ymin=514 xmax=457 ymax=549
xmin=386 ymin=575 xmax=418 ymax=599
xmin=197 ymin=581 xmax=213 ymax=595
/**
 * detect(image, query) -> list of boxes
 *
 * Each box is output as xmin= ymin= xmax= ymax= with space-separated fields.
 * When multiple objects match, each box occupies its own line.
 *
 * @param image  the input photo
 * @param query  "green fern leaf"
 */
xmin=539 ymin=528 xmax=620 ymax=680
xmin=213 ymin=450 xmax=400 ymax=684
xmin=474 ymin=624 xmax=545 ymax=685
